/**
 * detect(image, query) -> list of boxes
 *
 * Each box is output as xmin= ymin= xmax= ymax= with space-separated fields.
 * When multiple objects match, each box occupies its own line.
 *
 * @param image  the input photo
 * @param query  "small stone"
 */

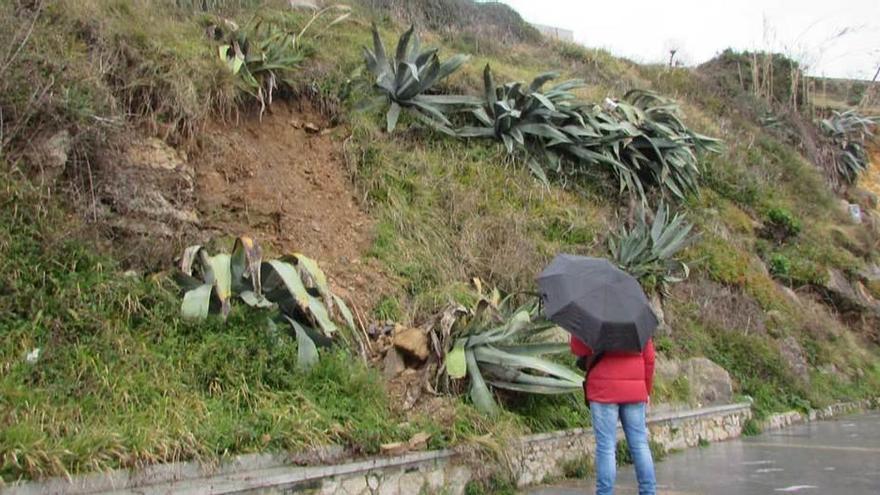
xmin=407 ymin=431 xmax=432 ymax=450
xmin=380 ymin=441 xmax=408 ymax=456
xmin=393 ymin=326 xmax=430 ymax=362
xmin=383 ymin=348 xmax=406 ymax=379
xmin=304 ymin=122 xmax=321 ymax=134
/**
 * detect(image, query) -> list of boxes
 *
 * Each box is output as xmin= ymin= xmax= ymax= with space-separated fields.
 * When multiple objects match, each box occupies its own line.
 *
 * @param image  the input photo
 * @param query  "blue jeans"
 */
xmin=590 ymin=402 xmax=656 ymax=495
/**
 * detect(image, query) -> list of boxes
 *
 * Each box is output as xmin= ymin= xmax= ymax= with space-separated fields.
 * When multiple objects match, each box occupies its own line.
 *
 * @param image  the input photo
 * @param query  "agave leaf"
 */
xmin=529 ymin=71 xmax=559 ymax=92
xmin=294 ymin=253 xmax=329 ymax=297
xmin=263 ymin=260 xmax=310 ymax=310
xmin=288 ymin=317 xmax=319 ymax=371
xmin=332 ymin=294 xmax=357 ymax=333
xmin=203 ymin=253 xmax=232 ymax=318
xmin=369 ymin=23 xmax=387 ymax=70
xmin=466 ymin=348 xmax=498 ymax=415
xmin=180 ymin=245 xmax=203 ymax=275
xmin=650 ymin=204 xmax=668 ymax=244
xmin=395 ymin=25 xmax=415 ymax=64
xmin=532 ymin=93 xmax=556 ymax=112
xmin=240 ymin=290 xmax=274 ymax=308
xmin=409 ymin=99 xmax=453 ymax=126
xmin=173 ymin=271 xmax=204 ymax=293
xmin=472 ymin=107 xmax=493 ymax=126
xmin=527 ymin=158 xmax=550 ymax=188
xmin=446 ymin=339 xmax=467 ymax=379
xmin=182 ymin=284 xmax=213 ymax=320
xmin=472 ymin=345 xmax=584 ymax=384
xmin=458 ymin=126 xmax=496 ymax=138
xmin=308 ymin=294 xmax=337 ymax=336
xmin=414 ymin=94 xmax=483 ymax=106
xmin=231 ymin=236 xmax=262 ymax=294
xmin=483 ymin=64 xmax=497 ymax=109
xmin=519 ymin=123 xmax=571 ymax=143
xmin=500 ymin=133 xmax=515 ymax=154
xmin=485 ymin=379 xmax=581 ymax=394
xmin=493 ymin=342 xmax=570 ymax=356
xmin=427 ymin=54 xmax=469 ymax=87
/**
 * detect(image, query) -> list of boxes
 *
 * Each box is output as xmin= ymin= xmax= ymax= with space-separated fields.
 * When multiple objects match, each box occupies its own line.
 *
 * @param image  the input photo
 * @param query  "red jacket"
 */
xmin=570 ymin=336 xmax=655 ymax=404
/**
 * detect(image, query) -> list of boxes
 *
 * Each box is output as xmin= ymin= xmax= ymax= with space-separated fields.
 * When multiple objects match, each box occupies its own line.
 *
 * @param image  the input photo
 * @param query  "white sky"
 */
xmin=496 ymin=0 xmax=880 ymax=80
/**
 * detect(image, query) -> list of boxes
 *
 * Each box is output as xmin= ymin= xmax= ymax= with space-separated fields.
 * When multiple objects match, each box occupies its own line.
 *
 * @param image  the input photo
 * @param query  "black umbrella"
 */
xmin=537 ymin=254 xmax=657 ymax=352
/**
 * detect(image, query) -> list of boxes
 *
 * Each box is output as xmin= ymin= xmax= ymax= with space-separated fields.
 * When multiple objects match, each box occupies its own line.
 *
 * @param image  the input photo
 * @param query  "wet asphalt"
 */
xmin=526 ymin=411 xmax=880 ymax=495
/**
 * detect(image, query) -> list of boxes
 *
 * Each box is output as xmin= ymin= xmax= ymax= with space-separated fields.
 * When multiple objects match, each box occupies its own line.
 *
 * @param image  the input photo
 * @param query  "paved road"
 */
xmin=528 ymin=412 xmax=880 ymax=495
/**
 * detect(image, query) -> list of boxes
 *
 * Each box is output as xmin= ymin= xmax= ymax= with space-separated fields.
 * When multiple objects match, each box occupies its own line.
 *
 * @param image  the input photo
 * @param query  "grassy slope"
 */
xmin=1 ymin=0 xmax=879 ymax=483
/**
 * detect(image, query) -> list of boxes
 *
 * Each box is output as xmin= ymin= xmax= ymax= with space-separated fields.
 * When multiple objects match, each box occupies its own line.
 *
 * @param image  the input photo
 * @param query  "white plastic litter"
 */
xmin=848 ymin=203 xmax=862 ymax=223
xmin=26 ymin=348 xmax=41 ymax=364
xmin=603 ymin=97 xmax=618 ymax=111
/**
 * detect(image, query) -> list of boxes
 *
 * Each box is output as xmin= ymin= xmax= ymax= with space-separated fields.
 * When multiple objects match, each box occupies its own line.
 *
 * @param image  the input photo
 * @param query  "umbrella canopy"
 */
xmin=537 ymin=254 xmax=657 ymax=352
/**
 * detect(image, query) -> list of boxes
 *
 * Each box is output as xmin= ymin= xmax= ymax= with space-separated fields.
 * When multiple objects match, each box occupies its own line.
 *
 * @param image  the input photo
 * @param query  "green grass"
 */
xmin=2 ymin=166 xmax=592 ymax=482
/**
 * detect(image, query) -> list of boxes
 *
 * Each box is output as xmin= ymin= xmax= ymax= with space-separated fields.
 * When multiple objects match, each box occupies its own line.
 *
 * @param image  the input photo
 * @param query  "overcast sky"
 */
xmin=496 ymin=0 xmax=880 ymax=80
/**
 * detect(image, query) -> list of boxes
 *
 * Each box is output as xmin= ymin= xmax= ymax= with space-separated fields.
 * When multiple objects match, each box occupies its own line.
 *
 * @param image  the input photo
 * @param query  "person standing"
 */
xmin=571 ymin=335 xmax=656 ymax=495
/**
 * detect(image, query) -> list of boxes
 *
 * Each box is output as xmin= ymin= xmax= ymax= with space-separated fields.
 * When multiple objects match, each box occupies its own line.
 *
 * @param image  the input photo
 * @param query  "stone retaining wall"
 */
xmin=7 ymin=400 xmax=876 ymax=495
xmin=761 ymin=398 xmax=879 ymax=431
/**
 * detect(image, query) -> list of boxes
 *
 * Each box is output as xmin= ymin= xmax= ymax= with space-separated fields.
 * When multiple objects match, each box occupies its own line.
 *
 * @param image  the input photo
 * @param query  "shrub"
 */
xmin=768 ymin=253 xmax=792 ymax=280
xmin=742 ymin=418 xmax=762 ymax=436
xmin=762 ymin=207 xmax=802 ymax=242
xmin=560 ymin=455 xmax=594 ymax=479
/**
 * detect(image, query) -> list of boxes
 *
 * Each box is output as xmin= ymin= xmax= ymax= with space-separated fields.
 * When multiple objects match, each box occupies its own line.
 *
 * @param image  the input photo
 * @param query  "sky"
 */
xmin=495 ymin=0 xmax=880 ymax=80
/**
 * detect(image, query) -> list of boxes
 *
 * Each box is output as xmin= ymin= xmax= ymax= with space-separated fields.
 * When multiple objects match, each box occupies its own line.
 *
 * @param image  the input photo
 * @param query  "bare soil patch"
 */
xmin=191 ymin=101 xmax=390 ymax=311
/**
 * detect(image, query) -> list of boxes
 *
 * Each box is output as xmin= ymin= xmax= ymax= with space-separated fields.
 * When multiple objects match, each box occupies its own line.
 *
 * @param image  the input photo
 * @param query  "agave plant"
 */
xmin=458 ymin=66 xmax=583 ymax=150
xmin=612 ymin=90 xmax=723 ymax=201
xmin=216 ymin=6 xmax=350 ymax=115
xmin=174 ymin=237 xmax=362 ymax=368
xmin=608 ymin=202 xmax=696 ymax=292
xmin=819 ymin=110 xmax=878 ymax=184
xmin=438 ymin=287 xmax=582 ymax=415
xmin=361 ymin=24 xmax=476 ymax=134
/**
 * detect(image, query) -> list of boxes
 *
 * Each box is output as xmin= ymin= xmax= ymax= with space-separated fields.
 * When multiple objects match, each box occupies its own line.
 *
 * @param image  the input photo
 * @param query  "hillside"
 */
xmin=1 ymin=0 xmax=879 ymax=486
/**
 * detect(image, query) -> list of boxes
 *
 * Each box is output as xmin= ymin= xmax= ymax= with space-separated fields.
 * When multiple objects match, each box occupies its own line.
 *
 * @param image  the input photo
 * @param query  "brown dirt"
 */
xmin=191 ymin=101 xmax=390 ymax=312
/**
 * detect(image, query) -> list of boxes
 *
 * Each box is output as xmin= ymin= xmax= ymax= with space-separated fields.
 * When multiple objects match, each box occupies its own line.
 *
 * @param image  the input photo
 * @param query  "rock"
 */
xmin=859 ymin=264 xmax=880 ymax=283
xmin=97 ymin=137 xmax=199 ymax=236
xmin=28 ymin=130 xmax=71 ymax=185
xmin=824 ymin=268 xmax=880 ymax=313
xmin=649 ymin=294 xmax=670 ymax=336
xmin=380 ymin=441 xmax=408 ymax=456
xmin=304 ymin=122 xmax=321 ymax=134
xmin=653 ymin=353 xmax=681 ymax=384
xmin=407 ymin=431 xmax=432 ymax=450
xmin=383 ymin=347 xmax=406 ymax=378
xmin=779 ymin=337 xmax=810 ymax=385
xmin=681 ymin=357 xmax=734 ymax=406
xmin=393 ymin=326 xmax=430 ymax=362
